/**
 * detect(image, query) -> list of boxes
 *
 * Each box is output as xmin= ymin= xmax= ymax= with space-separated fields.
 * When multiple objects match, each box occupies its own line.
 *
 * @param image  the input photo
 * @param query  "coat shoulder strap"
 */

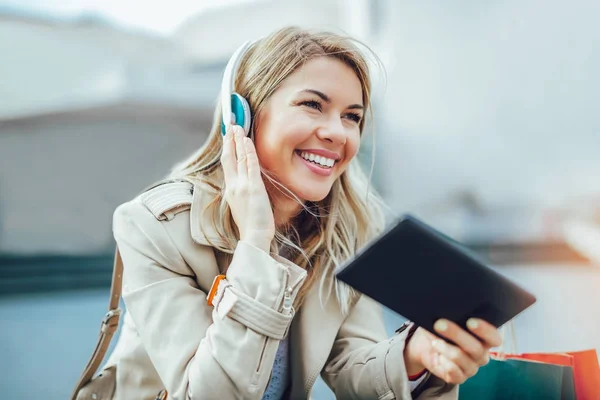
xmin=139 ymin=179 xmax=194 ymax=221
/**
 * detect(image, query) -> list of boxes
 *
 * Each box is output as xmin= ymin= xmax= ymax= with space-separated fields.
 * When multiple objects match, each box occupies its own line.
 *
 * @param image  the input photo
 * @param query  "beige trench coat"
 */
xmin=100 ymin=180 xmax=457 ymax=400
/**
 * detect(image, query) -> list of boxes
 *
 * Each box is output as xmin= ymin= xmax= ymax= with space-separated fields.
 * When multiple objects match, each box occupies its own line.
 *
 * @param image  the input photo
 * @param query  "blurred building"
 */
xmin=0 ymin=10 xmax=220 ymax=255
xmin=1 ymin=0 xmax=599 ymax=258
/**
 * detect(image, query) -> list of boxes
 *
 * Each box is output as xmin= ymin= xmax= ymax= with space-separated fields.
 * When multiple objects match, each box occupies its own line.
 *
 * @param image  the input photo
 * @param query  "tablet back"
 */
xmin=335 ymin=214 xmax=537 ymax=334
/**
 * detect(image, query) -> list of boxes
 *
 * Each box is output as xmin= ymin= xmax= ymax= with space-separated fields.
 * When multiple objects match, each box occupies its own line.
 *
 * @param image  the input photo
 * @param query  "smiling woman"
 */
xmin=73 ymin=26 xmax=502 ymax=400
xmin=254 ymin=57 xmax=363 ymax=203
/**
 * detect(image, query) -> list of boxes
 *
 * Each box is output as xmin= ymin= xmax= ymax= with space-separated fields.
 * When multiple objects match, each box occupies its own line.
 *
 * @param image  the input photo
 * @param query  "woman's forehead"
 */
xmin=278 ymin=57 xmax=364 ymax=105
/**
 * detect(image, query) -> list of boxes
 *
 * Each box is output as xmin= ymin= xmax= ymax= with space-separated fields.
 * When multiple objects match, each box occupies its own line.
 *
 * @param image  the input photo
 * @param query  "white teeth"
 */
xmin=299 ymin=151 xmax=336 ymax=168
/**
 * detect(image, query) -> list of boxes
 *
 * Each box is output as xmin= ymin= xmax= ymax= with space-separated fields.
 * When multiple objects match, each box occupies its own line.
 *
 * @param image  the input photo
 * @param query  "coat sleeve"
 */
xmin=321 ymin=294 xmax=458 ymax=400
xmin=112 ymin=199 xmax=306 ymax=400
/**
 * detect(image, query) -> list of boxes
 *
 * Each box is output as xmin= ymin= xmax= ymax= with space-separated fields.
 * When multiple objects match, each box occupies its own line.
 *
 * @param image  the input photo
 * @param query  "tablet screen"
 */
xmin=335 ymin=214 xmax=537 ymax=334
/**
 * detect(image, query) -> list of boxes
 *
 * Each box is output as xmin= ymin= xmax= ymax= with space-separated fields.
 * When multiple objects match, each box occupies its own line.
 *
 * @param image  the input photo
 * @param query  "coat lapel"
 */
xmin=289 ymin=279 xmax=345 ymax=398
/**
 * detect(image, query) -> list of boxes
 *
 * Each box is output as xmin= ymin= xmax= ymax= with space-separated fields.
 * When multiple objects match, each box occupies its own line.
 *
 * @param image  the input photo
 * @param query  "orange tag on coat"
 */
xmin=207 ymin=274 xmax=226 ymax=306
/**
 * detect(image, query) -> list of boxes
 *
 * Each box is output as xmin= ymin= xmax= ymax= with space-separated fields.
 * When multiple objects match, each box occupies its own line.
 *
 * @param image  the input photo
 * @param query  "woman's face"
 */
xmin=254 ymin=56 xmax=364 ymax=203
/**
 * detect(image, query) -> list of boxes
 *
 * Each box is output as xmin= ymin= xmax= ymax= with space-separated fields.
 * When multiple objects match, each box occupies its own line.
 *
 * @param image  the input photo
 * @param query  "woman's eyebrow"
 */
xmin=299 ymin=89 xmax=364 ymax=110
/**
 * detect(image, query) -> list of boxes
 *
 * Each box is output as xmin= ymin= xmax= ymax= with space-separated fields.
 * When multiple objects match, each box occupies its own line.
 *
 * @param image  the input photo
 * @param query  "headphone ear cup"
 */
xmin=231 ymin=93 xmax=252 ymax=137
xmin=220 ymin=94 xmax=252 ymax=136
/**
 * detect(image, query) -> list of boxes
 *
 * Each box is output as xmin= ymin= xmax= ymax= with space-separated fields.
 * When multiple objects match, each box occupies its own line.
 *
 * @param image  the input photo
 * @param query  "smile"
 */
xmin=297 ymin=151 xmax=336 ymax=168
xmin=295 ymin=151 xmax=337 ymax=177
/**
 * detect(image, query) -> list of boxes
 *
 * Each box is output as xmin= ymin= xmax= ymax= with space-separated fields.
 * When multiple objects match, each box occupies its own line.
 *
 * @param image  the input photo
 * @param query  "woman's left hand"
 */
xmin=403 ymin=318 xmax=503 ymax=385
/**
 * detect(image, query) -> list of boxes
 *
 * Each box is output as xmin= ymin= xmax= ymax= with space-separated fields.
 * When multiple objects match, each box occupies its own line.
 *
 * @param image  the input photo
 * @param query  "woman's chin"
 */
xmin=268 ymin=174 xmax=333 ymax=204
xmin=291 ymin=185 xmax=331 ymax=203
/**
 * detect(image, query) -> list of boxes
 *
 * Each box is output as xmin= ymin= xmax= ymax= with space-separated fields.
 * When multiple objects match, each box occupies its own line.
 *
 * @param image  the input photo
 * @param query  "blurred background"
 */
xmin=1 ymin=0 xmax=599 ymax=398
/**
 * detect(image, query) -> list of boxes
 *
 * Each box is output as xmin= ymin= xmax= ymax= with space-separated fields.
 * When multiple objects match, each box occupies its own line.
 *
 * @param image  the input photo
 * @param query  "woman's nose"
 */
xmin=316 ymin=118 xmax=347 ymax=145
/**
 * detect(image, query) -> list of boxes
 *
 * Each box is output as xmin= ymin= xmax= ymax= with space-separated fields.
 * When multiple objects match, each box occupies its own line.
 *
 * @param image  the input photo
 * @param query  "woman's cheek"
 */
xmin=346 ymin=135 xmax=361 ymax=161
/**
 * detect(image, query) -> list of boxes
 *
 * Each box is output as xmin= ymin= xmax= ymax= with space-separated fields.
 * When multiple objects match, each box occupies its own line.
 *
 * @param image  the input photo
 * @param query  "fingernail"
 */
xmin=467 ymin=318 xmax=479 ymax=330
xmin=431 ymin=339 xmax=440 ymax=349
xmin=434 ymin=320 xmax=448 ymax=332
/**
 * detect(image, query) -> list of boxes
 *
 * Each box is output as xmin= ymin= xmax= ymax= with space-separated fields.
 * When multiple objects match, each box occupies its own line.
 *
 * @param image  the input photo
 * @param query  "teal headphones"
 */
xmin=220 ymin=40 xmax=256 ymax=137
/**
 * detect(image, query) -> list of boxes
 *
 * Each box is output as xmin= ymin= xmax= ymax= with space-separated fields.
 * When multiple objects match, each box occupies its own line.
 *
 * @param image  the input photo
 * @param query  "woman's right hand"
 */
xmin=403 ymin=318 xmax=502 ymax=385
xmin=220 ymin=125 xmax=275 ymax=252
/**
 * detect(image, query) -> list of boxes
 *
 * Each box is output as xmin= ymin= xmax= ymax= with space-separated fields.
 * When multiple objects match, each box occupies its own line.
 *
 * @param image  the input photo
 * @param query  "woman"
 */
xmin=101 ymin=26 xmax=502 ymax=399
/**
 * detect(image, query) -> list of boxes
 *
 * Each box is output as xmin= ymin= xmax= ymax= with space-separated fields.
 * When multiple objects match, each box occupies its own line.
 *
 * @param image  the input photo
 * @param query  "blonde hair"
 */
xmin=169 ymin=26 xmax=387 ymax=315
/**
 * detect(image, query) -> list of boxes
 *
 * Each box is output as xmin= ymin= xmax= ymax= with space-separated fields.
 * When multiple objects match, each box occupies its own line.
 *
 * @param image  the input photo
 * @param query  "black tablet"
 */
xmin=335 ymin=214 xmax=537 ymax=335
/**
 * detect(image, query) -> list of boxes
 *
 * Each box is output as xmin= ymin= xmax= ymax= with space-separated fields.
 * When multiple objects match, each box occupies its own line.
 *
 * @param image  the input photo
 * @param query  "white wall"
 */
xmin=375 ymin=0 xmax=600 ymax=213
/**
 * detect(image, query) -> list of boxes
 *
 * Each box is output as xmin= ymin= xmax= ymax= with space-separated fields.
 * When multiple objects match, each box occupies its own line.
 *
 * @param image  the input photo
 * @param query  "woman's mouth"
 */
xmin=295 ymin=151 xmax=337 ymax=177
xmin=296 ymin=151 xmax=336 ymax=168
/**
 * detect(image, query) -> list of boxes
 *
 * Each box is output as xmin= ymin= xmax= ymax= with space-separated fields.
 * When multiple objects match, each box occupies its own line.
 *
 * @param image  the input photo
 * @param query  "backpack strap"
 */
xmin=70 ymin=248 xmax=123 ymax=400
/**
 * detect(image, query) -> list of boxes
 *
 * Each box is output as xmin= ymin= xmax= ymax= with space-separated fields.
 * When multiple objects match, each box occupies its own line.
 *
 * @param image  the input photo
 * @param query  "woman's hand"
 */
xmin=220 ymin=125 xmax=275 ymax=252
xmin=403 ymin=318 xmax=503 ymax=385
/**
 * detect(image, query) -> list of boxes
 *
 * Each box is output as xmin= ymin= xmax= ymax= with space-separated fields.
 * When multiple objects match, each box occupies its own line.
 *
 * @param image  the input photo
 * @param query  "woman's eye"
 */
xmin=345 ymin=113 xmax=362 ymax=124
xmin=299 ymin=100 xmax=361 ymax=124
xmin=300 ymin=100 xmax=322 ymax=111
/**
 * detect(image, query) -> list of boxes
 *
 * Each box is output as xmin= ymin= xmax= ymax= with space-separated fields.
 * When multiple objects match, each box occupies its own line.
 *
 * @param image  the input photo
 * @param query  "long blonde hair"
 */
xmin=169 ymin=26 xmax=387 ymax=315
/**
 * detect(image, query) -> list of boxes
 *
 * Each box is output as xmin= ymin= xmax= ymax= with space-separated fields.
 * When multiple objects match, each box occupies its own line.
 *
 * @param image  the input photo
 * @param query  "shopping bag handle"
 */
xmin=495 ymin=319 xmax=518 ymax=359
